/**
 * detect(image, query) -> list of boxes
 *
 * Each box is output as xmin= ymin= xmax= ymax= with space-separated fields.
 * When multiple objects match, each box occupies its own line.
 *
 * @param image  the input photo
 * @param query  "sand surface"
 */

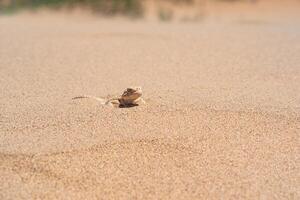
xmin=0 ymin=1 xmax=300 ymax=199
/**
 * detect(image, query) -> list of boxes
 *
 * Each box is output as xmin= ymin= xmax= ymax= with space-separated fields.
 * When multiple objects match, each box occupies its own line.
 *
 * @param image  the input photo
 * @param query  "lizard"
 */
xmin=72 ymin=86 xmax=145 ymax=107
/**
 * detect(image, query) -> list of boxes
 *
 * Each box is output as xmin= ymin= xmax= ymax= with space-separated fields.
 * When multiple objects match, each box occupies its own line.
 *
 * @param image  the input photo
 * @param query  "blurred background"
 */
xmin=1 ymin=0 xmax=288 ymax=21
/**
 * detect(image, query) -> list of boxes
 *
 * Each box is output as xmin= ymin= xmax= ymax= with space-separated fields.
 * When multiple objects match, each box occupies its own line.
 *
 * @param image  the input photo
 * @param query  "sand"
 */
xmin=0 ymin=1 xmax=300 ymax=199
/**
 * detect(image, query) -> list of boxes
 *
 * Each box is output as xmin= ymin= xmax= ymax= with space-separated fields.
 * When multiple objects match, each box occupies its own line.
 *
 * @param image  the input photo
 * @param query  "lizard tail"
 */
xmin=72 ymin=95 xmax=107 ymax=105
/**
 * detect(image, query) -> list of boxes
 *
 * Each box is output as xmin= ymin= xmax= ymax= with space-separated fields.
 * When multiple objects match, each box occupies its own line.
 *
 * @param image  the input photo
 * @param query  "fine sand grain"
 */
xmin=0 ymin=1 xmax=300 ymax=199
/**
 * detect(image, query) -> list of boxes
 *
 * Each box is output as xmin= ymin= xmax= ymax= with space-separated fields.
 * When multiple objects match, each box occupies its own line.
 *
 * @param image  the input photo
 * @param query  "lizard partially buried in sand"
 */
xmin=72 ymin=86 xmax=145 ymax=107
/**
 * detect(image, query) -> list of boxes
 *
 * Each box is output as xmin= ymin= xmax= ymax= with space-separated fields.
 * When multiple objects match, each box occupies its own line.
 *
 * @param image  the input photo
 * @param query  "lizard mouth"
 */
xmin=122 ymin=92 xmax=142 ymax=100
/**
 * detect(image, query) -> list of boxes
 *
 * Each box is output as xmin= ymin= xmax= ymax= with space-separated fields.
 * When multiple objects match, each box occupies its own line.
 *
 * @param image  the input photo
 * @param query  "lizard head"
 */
xmin=121 ymin=86 xmax=143 ymax=101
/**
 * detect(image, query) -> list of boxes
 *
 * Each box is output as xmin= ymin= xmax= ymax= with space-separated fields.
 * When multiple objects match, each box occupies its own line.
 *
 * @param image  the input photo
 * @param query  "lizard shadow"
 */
xmin=118 ymin=104 xmax=139 ymax=108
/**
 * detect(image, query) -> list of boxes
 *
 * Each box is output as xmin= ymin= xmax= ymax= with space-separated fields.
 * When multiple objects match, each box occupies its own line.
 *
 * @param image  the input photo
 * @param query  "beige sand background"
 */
xmin=0 ymin=0 xmax=300 ymax=199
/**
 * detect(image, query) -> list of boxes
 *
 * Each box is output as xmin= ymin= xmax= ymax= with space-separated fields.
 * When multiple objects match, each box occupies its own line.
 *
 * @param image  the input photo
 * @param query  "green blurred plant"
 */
xmin=0 ymin=0 xmax=143 ymax=16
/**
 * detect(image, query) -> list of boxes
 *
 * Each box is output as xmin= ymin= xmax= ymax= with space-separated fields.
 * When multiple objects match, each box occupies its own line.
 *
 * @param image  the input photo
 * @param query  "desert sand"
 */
xmin=0 ymin=0 xmax=299 ymax=199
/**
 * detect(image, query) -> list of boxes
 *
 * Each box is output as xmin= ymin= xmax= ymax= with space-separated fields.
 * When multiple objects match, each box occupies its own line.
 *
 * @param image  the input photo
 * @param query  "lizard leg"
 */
xmin=106 ymin=99 xmax=120 ymax=107
xmin=132 ymin=98 xmax=146 ymax=105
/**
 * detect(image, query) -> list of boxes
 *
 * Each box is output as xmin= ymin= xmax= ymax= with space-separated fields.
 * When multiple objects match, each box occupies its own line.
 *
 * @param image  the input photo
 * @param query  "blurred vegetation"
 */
xmin=0 ymin=0 xmax=255 ymax=16
xmin=0 ymin=0 xmax=143 ymax=16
